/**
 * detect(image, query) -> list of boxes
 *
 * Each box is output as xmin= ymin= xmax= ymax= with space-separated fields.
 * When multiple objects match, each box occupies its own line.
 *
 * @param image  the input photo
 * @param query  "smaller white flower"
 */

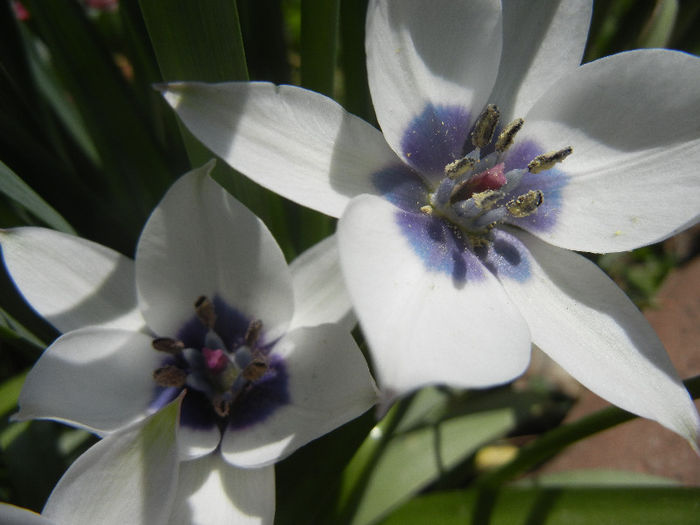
xmin=1 ymin=161 xmax=376 ymax=523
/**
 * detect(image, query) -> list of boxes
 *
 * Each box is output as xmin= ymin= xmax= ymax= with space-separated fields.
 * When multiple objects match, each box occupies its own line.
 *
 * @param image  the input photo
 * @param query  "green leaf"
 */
xmin=0 ymin=371 xmax=28 ymax=419
xmin=517 ymin=469 xmax=679 ymax=487
xmin=352 ymin=409 xmax=516 ymax=524
xmin=0 ymin=161 xmax=75 ymax=234
xmin=335 ymin=392 xmax=517 ymax=525
xmin=21 ymin=0 xmax=175 ymax=235
xmin=301 ymin=0 xmax=339 ymax=97
xmin=340 ymin=0 xmax=373 ymax=123
xmin=638 ymin=0 xmax=678 ymax=48
xmin=275 ymin=411 xmax=375 ymax=525
xmin=381 ymin=486 xmax=700 ymax=525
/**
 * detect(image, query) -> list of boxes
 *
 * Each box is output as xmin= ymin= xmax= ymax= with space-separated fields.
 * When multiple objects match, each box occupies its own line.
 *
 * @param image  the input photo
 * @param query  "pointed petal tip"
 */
xmin=9 ymin=409 xmax=26 ymax=423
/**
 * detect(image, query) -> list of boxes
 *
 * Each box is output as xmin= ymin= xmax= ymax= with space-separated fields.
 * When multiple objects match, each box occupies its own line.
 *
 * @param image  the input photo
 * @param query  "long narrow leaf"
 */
xmin=381 ymin=486 xmax=700 ymax=525
xmin=0 ymin=161 xmax=75 ymax=233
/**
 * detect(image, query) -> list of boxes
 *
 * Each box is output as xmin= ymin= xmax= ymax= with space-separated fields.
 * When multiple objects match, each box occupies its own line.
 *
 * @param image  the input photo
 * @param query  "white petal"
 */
xmin=176 ymin=392 xmax=222 ymax=461
xmin=0 ymin=504 xmax=54 ymax=525
xmin=0 ymin=227 xmax=143 ymax=333
xmin=499 ymin=229 xmax=700 ymax=444
xmin=43 ymin=396 xmax=181 ymax=525
xmin=136 ymin=163 xmax=294 ymax=342
xmin=520 ymin=49 xmax=700 ymax=252
xmin=288 ymin=234 xmax=355 ymax=331
xmin=491 ymin=0 xmax=592 ymax=120
xmin=160 ymin=82 xmax=394 ymax=218
xmin=337 ymin=195 xmax=531 ymax=404
xmin=169 ymin=454 xmax=275 ymax=525
xmin=366 ymin=0 xmax=502 ymax=162
xmin=221 ymin=324 xmax=377 ymax=468
xmin=16 ymin=328 xmax=160 ymax=434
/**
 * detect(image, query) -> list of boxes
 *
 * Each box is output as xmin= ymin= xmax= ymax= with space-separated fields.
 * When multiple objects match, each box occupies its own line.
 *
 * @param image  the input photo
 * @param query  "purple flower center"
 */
xmin=149 ymin=295 xmax=289 ymax=434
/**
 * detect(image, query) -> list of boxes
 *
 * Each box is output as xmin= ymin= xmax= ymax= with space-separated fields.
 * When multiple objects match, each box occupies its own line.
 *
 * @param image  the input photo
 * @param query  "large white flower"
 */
xmin=1 ymin=162 xmax=376 ymax=523
xmin=158 ymin=0 xmax=700 ymax=444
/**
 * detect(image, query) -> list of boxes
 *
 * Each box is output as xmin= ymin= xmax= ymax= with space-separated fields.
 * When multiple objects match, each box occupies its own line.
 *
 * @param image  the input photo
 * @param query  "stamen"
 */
xmin=471 ymin=104 xmax=500 ymax=149
xmin=212 ymin=393 xmax=232 ymax=418
xmin=506 ymin=190 xmax=544 ymax=218
xmin=153 ymin=365 xmax=187 ymax=388
xmin=195 ymin=296 xmax=217 ymax=328
xmin=152 ymin=337 xmax=185 ymax=354
xmin=242 ymin=351 xmax=269 ymax=382
xmin=449 ymin=179 xmax=473 ymax=204
xmin=495 ymin=118 xmax=524 ymax=153
xmin=528 ymin=147 xmax=572 ymax=174
xmin=472 ymin=190 xmax=504 ymax=210
xmin=244 ymin=319 xmax=263 ymax=347
xmin=420 ymin=205 xmax=433 ymax=215
xmin=444 ymin=156 xmax=476 ymax=179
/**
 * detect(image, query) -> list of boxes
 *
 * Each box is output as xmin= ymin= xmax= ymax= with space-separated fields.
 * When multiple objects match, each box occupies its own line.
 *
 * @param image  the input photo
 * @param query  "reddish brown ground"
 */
xmin=533 ymin=255 xmax=700 ymax=484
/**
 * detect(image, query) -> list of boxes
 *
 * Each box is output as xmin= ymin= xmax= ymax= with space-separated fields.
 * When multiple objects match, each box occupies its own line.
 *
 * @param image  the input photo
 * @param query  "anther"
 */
xmin=495 ymin=118 xmax=524 ymax=153
xmin=212 ymin=393 xmax=232 ymax=418
xmin=444 ymin=156 xmax=476 ymax=179
xmin=152 ymin=337 xmax=185 ymax=354
xmin=244 ymin=319 xmax=263 ymax=347
xmin=472 ymin=190 xmax=504 ymax=210
xmin=243 ymin=351 xmax=269 ymax=382
xmin=420 ymin=205 xmax=433 ymax=215
xmin=153 ymin=365 xmax=187 ymax=388
xmin=195 ymin=296 xmax=217 ymax=328
xmin=506 ymin=190 xmax=544 ymax=218
xmin=527 ymin=147 xmax=572 ymax=174
xmin=471 ymin=104 xmax=500 ymax=149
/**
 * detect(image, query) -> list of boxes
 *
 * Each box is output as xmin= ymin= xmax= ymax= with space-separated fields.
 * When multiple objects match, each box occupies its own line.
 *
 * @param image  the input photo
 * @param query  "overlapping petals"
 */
xmin=41 ymin=398 xmax=181 ymax=525
xmin=168 ymin=454 xmax=274 ymax=525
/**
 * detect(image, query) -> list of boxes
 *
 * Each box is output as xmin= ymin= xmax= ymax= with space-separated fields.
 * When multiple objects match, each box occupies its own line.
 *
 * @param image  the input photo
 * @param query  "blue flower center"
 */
xmin=373 ymin=103 xmax=572 ymax=283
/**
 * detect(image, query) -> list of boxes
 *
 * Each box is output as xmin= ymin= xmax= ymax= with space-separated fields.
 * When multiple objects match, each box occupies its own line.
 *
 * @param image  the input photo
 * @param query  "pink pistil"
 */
xmin=469 ymin=162 xmax=506 ymax=193
xmin=202 ymin=348 xmax=228 ymax=374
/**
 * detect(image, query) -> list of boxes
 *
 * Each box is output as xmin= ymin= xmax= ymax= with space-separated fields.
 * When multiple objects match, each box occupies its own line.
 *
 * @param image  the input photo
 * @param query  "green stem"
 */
xmin=333 ymin=396 xmax=413 ymax=524
xmin=475 ymin=374 xmax=700 ymax=489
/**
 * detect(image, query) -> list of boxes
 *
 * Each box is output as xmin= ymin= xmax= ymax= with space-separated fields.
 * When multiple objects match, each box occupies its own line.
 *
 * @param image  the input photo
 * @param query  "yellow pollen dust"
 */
xmin=472 ymin=189 xmax=504 ymax=210
xmin=495 ymin=118 xmax=524 ymax=153
xmin=471 ymin=104 xmax=500 ymax=148
xmin=444 ymin=156 xmax=476 ymax=178
xmin=528 ymin=147 xmax=573 ymax=174
xmin=506 ymin=190 xmax=544 ymax=218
